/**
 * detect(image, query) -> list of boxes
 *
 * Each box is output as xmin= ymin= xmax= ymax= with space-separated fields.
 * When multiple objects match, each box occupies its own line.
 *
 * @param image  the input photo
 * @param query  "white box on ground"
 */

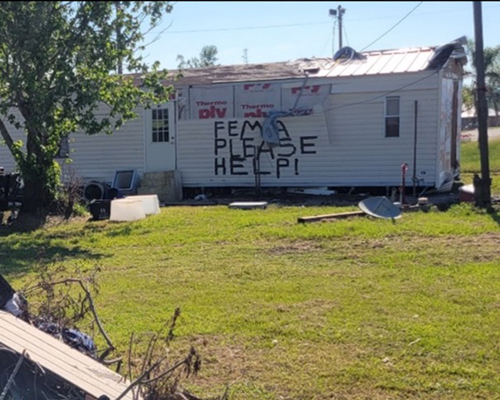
xmin=228 ymin=202 xmax=268 ymax=210
xmin=127 ymin=195 xmax=160 ymax=215
xmin=110 ymin=198 xmax=146 ymax=221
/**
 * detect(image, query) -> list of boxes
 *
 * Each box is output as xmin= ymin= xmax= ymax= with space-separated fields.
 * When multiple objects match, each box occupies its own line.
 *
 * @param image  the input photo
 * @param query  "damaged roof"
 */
xmin=0 ymin=310 xmax=137 ymax=400
xmin=131 ymin=39 xmax=467 ymax=87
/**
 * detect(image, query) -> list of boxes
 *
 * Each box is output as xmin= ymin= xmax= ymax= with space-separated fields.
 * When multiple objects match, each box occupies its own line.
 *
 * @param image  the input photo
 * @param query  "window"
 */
xmin=385 ymin=96 xmax=400 ymax=137
xmin=56 ymin=135 xmax=70 ymax=158
xmin=152 ymin=108 xmax=169 ymax=142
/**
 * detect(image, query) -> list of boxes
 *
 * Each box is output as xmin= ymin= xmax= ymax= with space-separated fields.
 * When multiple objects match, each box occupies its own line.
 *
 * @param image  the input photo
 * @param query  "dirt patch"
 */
xmin=267 ymin=241 xmax=324 ymax=255
xmin=0 ymin=213 xmax=89 ymax=234
xmin=393 ymin=233 xmax=500 ymax=261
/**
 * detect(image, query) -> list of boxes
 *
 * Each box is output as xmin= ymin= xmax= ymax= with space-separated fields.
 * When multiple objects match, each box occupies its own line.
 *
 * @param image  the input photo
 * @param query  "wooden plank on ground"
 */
xmin=297 ymin=210 xmax=365 ymax=223
xmin=0 ymin=310 xmax=137 ymax=400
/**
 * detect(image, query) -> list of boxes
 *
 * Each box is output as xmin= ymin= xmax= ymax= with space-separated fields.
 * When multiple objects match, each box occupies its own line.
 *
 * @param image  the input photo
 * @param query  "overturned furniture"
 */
xmin=0 ymin=310 xmax=137 ymax=400
xmin=0 ymin=172 xmax=22 ymax=214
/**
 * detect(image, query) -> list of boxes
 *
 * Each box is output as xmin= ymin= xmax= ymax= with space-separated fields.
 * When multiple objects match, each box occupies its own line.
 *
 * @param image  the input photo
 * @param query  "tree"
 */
xmin=464 ymin=39 xmax=500 ymax=122
xmin=0 ymin=2 xmax=174 ymax=213
xmin=177 ymin=45 xmax=219 ymax=69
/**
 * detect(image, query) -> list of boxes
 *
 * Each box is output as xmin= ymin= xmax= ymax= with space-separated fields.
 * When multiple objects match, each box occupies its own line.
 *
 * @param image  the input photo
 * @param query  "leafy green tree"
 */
xmin=464 ymin=39 xmax=500 ymax=122
xmin=177 ymin=45 xmax=219 ymax=69
xmin=462 ymin=85 xmax=475 ymax=111
xmin=0 ymin=2 xmax=174 ymax=213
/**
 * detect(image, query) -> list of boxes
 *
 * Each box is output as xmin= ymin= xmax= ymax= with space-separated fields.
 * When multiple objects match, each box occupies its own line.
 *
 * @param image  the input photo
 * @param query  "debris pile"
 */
xmin=0 ymin=273 xmax=218 ymax=400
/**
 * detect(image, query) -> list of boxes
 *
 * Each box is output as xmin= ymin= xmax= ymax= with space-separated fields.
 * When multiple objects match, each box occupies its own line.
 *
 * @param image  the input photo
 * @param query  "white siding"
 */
xmin=63 ymin=105 xmax=145 ymax=184
xmin=0 ymin=71 xmax=442 ymax=189
xmin=0 ymin=109 xmax=26 ymax=173
xmin=325 ymin=89 xmax=438 ymax=186
xmin=177 ymin=87 xmax=438 ymax=188
xmin=0 ymin=106 xmax=145 ymax=186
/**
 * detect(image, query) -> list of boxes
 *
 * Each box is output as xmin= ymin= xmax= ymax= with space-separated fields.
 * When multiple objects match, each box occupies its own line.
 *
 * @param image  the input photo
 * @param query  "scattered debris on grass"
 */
xmin=0 ymin=268 xmax=225 ymax=400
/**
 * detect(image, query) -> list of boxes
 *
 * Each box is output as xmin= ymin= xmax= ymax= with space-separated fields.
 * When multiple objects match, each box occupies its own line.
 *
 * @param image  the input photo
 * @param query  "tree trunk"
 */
xmin=22 ymin=173 xmax=55 ymax=214
xmin=20 ymin=129 xmax=60 ymax=214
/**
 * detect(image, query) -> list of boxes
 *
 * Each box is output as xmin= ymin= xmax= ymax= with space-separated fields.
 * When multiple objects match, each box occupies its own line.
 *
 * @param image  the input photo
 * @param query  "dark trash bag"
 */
xmin=0 ymin=274 xmax=15 ymax=308
xmin=63 ymin=328 xmax=97 ymax=357
xmin=35 ymin=321 xmax=97 ymax=358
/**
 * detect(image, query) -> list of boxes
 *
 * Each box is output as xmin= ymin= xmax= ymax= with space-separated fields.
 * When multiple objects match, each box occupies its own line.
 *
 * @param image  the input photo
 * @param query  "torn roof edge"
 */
xmin=131 ymin=38 xmax=468 ymax=87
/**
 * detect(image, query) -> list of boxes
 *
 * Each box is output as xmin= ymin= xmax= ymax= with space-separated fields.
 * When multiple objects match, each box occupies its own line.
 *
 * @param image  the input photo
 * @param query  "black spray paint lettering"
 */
xmin=213 ymin=120 xmax=317 ymax=178
xmin=300 ymin=136 xmax=318 ymax=154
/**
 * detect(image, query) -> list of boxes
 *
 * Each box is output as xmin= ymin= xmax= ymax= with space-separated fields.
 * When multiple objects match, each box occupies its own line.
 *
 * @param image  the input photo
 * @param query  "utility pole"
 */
xmin=473 ymin=1 xmax=491 ymax=207
xmin=329 ymin=5 xmax=346 ymax=53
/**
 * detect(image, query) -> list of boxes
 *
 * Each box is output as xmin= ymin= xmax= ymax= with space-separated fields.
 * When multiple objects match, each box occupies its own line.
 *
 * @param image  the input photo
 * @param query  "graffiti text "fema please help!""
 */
xmin=213 ymin=120 xmax=317 ymax=178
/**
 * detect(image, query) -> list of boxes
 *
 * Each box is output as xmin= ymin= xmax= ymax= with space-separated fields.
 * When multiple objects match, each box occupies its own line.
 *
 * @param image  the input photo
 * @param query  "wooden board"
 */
xmin=297 ymin=210 xmax=364 ymax=223
xmin=0 ymin=310 xmax=137 ymax=400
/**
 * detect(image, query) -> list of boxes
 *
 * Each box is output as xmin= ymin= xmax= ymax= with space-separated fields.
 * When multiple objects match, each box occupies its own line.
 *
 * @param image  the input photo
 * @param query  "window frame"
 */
xmin=384 ymin=96 xmax=400 ymax=138
xmin=152 ymin=107 xmax=170 ymax=143
xmin=55 ymin=135 xmax=70 ymax=159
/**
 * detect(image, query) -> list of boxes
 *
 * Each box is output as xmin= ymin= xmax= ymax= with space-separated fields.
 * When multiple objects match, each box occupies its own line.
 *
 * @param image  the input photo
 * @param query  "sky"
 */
xmin=140 ymin=1 xmax=500 ymax=70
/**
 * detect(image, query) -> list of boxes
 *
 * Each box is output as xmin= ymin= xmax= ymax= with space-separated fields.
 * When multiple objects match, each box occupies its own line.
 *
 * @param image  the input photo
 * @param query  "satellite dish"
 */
xmin=358 ymin=197 xmax=401 ymax=219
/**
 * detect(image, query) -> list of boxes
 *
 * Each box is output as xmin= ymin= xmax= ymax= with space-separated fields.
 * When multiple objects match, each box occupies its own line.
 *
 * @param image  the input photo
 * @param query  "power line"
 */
xmin=145 ymin=3 xmax=500 ymax=36
xmin=318 ymin=24 xmax=334 ymax=57
xmin=331 ymin=19 xmax=338 ymax=56
xmin=360 ymin=2 xmax=423 ymax=52
xmin=343 ymin=20 xmax=349 ymax=47
xmin=159 ymin=21 xmax=330 ymax=34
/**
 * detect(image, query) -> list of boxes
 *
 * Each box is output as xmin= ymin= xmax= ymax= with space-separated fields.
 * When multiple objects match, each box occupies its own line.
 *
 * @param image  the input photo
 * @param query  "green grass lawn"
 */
xmin=461 ymin=139 xmax=500 ymax=194
xmin=2 ymin=204 xmax=500 ymax=399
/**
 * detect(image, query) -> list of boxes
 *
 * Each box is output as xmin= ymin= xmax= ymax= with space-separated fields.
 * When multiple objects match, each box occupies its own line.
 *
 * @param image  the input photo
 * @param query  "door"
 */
xmin=145 ymin=102 xmax=176 ymax=172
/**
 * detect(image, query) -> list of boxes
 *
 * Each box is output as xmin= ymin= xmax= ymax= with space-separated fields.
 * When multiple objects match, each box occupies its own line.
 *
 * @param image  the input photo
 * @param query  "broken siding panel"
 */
xmin=0 ymin=311 xmax=135 ymax=400
xmin=177 ymin=88 xmax=438 ymax=187
xmin=65 ymin=105 xmax=145 ymax=184
xmin=436 ymin=77 xmax=456 ymax=185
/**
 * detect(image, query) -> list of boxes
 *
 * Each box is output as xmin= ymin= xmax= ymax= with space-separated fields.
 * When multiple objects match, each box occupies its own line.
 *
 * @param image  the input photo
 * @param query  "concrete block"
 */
xmin=138 ymin=170 xmax=182 ymax=203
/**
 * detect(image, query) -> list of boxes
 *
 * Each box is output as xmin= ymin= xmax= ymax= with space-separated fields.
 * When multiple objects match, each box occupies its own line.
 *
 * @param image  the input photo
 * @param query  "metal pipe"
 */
xmin=413 ymin=100 xmax=418 ymax=197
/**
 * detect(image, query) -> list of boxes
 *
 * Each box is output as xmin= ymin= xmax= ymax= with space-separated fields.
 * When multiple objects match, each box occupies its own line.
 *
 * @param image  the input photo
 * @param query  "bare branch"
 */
xmin=0 ymin=350 xmax=26 ymax=400
xmin=140 ymin=358 xmax=187 ymax=385
xmin=23 ymin=272 xmax=116 ymax=359
xmin=23 ymin=278 xmax=83 ymax=294
xmin=141 ymin=21 xmax=173 ymax=49
xmin=77 ymin=278 xmax=115 ymax=354
xmin=115 ymin=355 xmax=170 ymax=400
xmin=127 ymin=332 xmax=134 ymax=384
